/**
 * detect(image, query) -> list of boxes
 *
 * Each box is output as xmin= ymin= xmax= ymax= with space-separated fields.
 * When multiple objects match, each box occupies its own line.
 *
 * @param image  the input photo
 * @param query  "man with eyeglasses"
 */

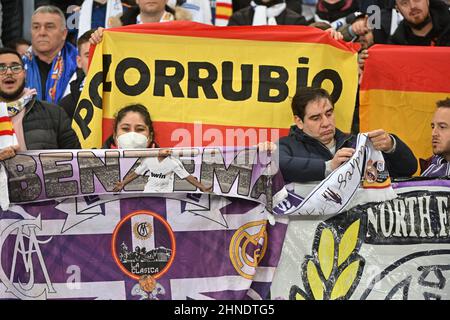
xmin=389 ymin=0 xmax=450 ymax=46
xmin=22 ymin=5 xmax=78 ymax=104
xmin=0 ymin=47 xmax=80 ymax=161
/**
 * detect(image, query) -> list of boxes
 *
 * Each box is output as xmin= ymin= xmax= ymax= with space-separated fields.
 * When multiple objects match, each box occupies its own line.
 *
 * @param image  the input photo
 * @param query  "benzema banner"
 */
xmin=0 ymin=147 xmax=288 ymax=300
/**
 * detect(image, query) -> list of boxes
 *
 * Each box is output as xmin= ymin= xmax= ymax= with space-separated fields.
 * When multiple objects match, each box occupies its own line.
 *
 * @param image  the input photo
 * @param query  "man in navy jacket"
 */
xmin=277 ymin=87 xmax=417 ymax=183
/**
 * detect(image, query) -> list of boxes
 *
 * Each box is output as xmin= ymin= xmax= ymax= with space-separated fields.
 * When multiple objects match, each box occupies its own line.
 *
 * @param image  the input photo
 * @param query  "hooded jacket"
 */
xmin=389 ymin=0 xmax=450 ymax=46
xmin=277 ymin=125 xmax=417 ymax=183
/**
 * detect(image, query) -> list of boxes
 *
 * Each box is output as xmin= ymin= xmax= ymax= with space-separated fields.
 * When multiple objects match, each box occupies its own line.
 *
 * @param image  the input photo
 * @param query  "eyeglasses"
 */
xmin=0 ymin=64 xmax=24 ymax=75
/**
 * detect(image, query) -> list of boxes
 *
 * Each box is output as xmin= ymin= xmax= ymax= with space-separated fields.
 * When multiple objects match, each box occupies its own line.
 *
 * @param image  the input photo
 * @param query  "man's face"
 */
xmin=0 ymin=54 xmax=26 ymax=101
xmin=77 ymin=42 xmax=90 ymax=75
xmin=431 ymin=107 xmax=450 ymax=160
xmin=31 ymin=13 xmax=67 ymax=56
xmin=294 ymin=98 xmax=336 ymax=146
xmin=136 ymin=0 xmax=168 ymax=15
xmin=396 ymin=0 xmax=430 ymax=26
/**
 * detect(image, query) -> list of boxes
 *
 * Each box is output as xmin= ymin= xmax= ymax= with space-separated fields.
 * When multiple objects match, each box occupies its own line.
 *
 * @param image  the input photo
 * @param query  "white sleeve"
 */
xmin=134 ymin=158 xmax=149 ymax=176
xmin=171 ymin=158 xmax=190 ymax=179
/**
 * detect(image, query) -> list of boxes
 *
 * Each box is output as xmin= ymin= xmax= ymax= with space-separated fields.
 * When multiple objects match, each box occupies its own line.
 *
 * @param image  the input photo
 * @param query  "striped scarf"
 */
xmin=421 ymin=155 xmax=450 ymax=177
xmin=23 ymin=43 xmax=78 ymax=104
xmin=6 ymin=88 xmax=37 ymax=117
xmin=0 ymin=88 xmax=37 ymax=211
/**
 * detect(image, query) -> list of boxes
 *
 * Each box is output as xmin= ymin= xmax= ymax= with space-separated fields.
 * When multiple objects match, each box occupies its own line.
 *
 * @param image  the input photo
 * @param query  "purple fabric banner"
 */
xmin=0 ymin=147 xmax=288 ymax=300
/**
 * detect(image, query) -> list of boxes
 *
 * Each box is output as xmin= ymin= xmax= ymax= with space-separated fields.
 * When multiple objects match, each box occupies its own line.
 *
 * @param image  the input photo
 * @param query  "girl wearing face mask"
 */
xmin=103 ymin=104 xmax=157 ymax=149
xmin=109 ymin=104 xmax=212 ymax=193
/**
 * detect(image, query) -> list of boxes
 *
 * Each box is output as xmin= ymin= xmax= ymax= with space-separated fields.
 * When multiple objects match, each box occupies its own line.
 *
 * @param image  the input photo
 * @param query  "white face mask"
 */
xmin=116 ymin=132 xmax=149 ymax=149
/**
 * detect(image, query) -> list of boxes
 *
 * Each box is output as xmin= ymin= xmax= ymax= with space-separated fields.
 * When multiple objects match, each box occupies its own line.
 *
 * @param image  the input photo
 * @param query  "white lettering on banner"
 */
xmin=366 ymin=194 xmax=450 ymax=243
xmin=436 ymin=196 xmax=449 ymax=237
xmin=4 ymin=148 xmax=270 ymax=204
xmin=0 ymin=214 xmax=54 ymax=299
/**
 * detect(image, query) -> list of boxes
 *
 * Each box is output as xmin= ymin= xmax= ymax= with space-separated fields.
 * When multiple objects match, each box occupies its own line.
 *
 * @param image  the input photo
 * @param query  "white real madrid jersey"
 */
xmin=135 ymin=156 xmax=190 ymax=193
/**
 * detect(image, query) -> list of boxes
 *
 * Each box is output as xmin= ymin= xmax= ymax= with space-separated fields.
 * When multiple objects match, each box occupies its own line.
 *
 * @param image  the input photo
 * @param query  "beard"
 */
xmin=406 ymin=13 xmax=432 ymax=30
xmin=0 ymin=80 xmax=26 ymax=101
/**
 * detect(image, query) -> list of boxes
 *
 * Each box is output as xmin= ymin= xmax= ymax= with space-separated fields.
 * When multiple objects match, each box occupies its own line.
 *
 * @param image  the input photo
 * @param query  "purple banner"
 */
xmin=0 ymin=147 xmax=288 ymax=300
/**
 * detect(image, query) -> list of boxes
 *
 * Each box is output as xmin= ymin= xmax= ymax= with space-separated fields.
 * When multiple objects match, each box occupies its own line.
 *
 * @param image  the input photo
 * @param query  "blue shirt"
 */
xmin=91 ymin=2 xmax=107 ymax=29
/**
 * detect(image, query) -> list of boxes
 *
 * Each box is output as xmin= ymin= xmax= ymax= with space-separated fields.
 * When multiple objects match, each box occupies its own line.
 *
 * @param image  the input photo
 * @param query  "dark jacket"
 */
xmin=228 ymin=6 xmax=307 ymax=25
xmin=58 ymin=70 xmax=85 ymax=120
xmin=23 ymin=97 xmax=81 ymax=150
xmin=389 ymin=0 xmax=450 ymax=46
xmin=277 ymin=125 xmax=417 ymax=183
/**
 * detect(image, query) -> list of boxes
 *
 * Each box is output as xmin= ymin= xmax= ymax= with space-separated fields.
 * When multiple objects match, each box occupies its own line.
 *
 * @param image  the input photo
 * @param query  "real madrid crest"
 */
xmin=133 ymin=221 xmax=153 ymax=240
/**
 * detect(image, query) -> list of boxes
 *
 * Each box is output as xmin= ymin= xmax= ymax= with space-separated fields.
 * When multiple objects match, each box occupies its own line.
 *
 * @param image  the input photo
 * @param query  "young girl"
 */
xmin=110 ymin=104 xmax=212 ymax=193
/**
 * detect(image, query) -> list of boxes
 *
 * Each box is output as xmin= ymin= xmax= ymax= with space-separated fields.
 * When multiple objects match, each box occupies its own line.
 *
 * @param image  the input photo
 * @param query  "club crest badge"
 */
xmin=229 ymin=220 xmax=268 ymax=279
xmin=112 ymin=210 xmax=176 ymax=280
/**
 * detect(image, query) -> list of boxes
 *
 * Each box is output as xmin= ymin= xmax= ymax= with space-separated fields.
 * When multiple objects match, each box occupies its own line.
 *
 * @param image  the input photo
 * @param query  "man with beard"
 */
xmin=421 ymin=98 xmax=450 ymax=176
xmin=0 ymin=48 xmax=80 ymax=161
xmin=390 ymin=0 xmax=450 ymax=45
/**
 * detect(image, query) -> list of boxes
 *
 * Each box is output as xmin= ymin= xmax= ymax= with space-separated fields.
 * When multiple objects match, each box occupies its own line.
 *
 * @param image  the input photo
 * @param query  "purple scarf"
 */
xmin=421 ymin=155 xmax=450 ymax=177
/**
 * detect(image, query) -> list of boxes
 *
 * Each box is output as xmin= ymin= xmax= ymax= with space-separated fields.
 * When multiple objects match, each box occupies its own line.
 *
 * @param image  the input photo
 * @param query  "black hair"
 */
xmin=5 ymin=38 xmax=31 ymax=51
xmin=113 ymin=103 xmax=156 ymax=145
xmin=77 ymin=29 xmax=95 ymax=49
xmin=0 ymin=48 xmax=24 ymax=65
xmin=291 ymin=87 xmax=333 ymax=121
xmin=437 ymin=98 xmax=450 ymax=109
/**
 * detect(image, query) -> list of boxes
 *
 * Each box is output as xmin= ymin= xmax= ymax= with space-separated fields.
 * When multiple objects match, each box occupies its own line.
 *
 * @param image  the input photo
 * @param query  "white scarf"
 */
xmin=6 ymin=88 xmax=37 ymax=117
xmin=0 ymin=88 xmax=37 ymax=211
xmin=0 ymin=105 xmax=17 ymax=212
xmin=250 ymin=1 xmax=286 ymax=25
xmin=136 ymin=11 xmax=175 ymax=24
xmin=282 ymin=133 xmax=397 ymax=216
xmin=78 ymin=0 xmax=123 ymax=39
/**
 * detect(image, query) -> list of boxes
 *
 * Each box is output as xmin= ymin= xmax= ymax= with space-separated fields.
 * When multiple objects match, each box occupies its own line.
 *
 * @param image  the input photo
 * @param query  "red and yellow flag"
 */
xmin=360 ymin=45 xmax=450 ymax=174
xmin=73 ymin=21 xmax=359 ymax=149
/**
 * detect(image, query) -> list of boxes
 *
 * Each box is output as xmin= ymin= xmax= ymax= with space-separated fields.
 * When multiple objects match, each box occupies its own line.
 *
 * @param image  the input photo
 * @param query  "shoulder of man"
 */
xmin=387 ymin=17 xmax=405 ymax=40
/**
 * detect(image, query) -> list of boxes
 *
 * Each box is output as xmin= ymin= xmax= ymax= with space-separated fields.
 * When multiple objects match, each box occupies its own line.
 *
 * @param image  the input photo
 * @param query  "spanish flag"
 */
xmin=75 ymin=21 xmax=359 ymax=149
xmin=360 ymin=45 xmax=450 ymax=174
xmin=0 ymin=114 xmax=16 ymax=148
xmin=215 ymin=0 xmax=233 ymax=26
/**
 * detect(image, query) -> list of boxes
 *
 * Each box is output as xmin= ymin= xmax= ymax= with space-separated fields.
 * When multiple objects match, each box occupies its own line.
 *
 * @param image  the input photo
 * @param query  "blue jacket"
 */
xmin=23 ymin=42 xmax=78 ymax=104
xmin=277 ymin=125 xmax=417 ymax=183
